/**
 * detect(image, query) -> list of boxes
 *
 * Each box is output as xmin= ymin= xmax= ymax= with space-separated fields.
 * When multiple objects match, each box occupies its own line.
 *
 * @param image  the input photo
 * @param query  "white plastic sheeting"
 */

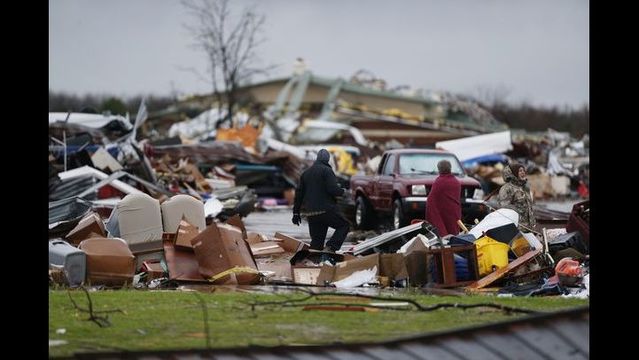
xmin=332 ymin=266 xmax=378 ymax=288
xmin=435 ymin=130 xmax=512 ymax=162
xmin=204 ymin=197 xmax=224 ymax=218
xmin=168 ymin=108 xmax=250 ymax=140
xmin=295 ymin=120 xmax=368 ymax=146
xmin=468 ymin=208 xmax=519 ymax=238
xmin=49 ymin=112 xmax=133 ymax=130
xmin=396 ymin=234 xmax=439 ymax=254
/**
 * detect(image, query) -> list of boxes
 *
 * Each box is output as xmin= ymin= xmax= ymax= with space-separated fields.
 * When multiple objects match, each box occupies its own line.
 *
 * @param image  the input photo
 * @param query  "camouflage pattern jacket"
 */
xmin=497 ymin=166 xmax=536 ymax=230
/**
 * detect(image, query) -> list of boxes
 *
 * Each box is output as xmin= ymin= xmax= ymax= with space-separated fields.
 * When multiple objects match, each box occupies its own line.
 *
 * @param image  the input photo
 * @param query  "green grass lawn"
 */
xmin=49 ymin=288 xmax=588 ymax=357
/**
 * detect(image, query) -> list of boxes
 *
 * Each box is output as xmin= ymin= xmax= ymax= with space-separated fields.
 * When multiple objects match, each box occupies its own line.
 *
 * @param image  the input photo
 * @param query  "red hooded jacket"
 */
xmin=425 ymin=173 xmax=461 ymax=237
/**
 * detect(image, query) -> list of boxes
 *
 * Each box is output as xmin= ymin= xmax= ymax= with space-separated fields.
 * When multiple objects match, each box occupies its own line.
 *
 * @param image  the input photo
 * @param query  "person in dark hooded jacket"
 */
xmin=292 ymin=149 xmax=350 ymax=252
xmin=497 ymin=163 xmax=536 ymax=231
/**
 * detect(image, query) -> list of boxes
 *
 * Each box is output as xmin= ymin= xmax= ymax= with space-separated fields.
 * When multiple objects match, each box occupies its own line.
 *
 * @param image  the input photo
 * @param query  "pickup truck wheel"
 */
xmin=355 ymin=196 xmax=373 ymax=230
xmin=392 ymin=199 xmax=407 ymax=229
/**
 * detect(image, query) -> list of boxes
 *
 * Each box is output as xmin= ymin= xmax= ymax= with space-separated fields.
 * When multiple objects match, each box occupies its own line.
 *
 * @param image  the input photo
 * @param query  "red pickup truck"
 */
xmin=350 ymin=149 xmax=488 ymax=229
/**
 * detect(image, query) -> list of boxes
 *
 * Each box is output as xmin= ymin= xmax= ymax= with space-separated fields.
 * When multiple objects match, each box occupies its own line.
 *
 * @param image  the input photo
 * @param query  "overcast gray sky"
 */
xmin=49 ymin=0 xmax=588 ymax=108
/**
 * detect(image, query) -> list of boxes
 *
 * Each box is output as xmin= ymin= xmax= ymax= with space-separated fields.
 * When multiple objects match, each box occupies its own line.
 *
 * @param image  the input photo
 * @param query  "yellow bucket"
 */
xmin=510 ymin=235 xmax=532 ymax=257
xmin=475 ymin=236 xmax=510 ymax=277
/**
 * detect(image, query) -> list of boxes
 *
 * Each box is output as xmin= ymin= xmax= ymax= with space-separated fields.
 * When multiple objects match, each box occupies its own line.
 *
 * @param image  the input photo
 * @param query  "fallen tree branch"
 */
xmin=67 ymin=287 xmax=123 ymax=327
xmin=247 ymin=288 xmax=539 ymax=315
xmin=278 ymin=302 xmax=412 ymax=311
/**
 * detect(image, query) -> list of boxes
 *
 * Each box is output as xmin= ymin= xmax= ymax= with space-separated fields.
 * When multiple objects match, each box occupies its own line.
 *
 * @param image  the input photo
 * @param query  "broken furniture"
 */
xmin=428 ymin=244 xmax=480 ymax=287
xmin=140 ymin=260 xmax=166 ymax=281
xmin=162 ymin=232 xmax=207 ymax=282
xmin=49 ymin=239 xmax=86 ymax=286
xmin=566 ymin=200 xmax=589 ymax=246
xmin=65 ymin=212 xmax=106 ymax=245
xmin=468 ymin=249 xmax=543 ymax=289
xmin=78 ymin=237 xmax=136 ymax=287
xmin=161 ymin=194 xmax=206 ymax=233
xmin=174 ymin=219 xmax=200 ymax=249
xmin=106 ymin=193 xmax=163 ymax=245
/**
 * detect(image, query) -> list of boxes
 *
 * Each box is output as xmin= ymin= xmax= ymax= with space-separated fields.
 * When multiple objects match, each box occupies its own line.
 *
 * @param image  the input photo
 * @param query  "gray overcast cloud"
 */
xmin=49 ymin=0 xmax=588 ymax=108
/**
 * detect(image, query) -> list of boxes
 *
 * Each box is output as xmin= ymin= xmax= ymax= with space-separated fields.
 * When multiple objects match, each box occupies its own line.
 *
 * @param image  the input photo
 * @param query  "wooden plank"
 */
xmin=474 ymin=331 xmax=547 ymax=360
xmin=250 ymin=241 xmax=286 ymax=256
xmin=468 ymin=249 xmax=542 ymax=289
xmin=400 ymin=343 xmax=463 ymax=360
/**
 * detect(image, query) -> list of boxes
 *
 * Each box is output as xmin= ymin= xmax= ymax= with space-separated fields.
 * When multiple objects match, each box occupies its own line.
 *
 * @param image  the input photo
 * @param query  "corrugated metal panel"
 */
xmin=49 ymin=175 xmax=97 ymax=201
xmin=49 ymin=197 xmax=92 ymax=224
xmin=72 ymin=307 xmax=588 ymax=360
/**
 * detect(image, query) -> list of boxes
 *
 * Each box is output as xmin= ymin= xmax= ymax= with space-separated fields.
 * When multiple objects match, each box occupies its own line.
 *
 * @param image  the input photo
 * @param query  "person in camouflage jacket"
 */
xmin=497 ymin=163 xmax=536 ymax=231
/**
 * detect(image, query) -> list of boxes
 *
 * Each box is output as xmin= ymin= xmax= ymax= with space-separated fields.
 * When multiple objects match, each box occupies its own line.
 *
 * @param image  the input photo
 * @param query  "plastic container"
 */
xmin=430 ymin=254 xmax=471 ymax=282
xmin=49 ymin=239 xmax=86 ymax=286
xmin=475 ymin=236 xmax=510 ymax=277
xmin=510 ymin=235 xmax=532 ymax=257
xmin=485 ymin=223 xmax=519 ymax=244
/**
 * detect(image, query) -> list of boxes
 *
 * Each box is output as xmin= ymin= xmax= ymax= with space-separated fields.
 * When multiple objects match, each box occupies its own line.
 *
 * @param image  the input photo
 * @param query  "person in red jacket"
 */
xmin=425 ymin=160 xmax=461 ymax=237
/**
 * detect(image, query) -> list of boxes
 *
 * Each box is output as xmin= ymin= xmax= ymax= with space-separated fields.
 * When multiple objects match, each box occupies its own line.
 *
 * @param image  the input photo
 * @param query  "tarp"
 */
xmin=436 ymin=130 xmax=512 ymax=162
xmin=462 ymin=154 xmax=509 ymax=168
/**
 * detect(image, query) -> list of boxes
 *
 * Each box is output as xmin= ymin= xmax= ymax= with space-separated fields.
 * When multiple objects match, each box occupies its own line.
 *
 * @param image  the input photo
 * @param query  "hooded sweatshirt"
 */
xmin=293 ymin=149 xmax=345 ymax=215
xmin=497 ymin=165 xmax=536 ymax=229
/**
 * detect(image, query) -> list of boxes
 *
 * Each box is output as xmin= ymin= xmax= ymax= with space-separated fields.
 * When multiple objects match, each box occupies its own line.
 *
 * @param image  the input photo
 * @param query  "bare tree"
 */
xmin=182 ymin=0 xmax=274 ymax=128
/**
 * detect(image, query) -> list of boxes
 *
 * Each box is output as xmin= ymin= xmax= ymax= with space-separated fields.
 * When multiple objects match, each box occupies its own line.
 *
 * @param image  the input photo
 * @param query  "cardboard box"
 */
xmin=292 ymin=267 xmax=322 ymax=285
xmin=225 ymin=215 xmax=248 ymax=240
xmin=274 ymin=232 xmax=309 ymax=253
xmin=128 ymin=239 xmax=164 ymax=272
xmin=65 ymin=212 xmax=106 ymax=246
xmin=250 ymin=241 xmax=285 ymax=256
xmin=78 ymin=237 xmax=135 ymax=287
xmin=141 ymin=260 xmax=165 ymax=281
xmin=246 ymin=232 xmax=269 ymax=244
xmin=378 ymin=253 xmax=408 ymax=281
xmin=316 ymin=253 xmax=380 ymax=286
xmin=163 ymin=233 xmax=207 ymax=282
xmin=256 ymin=255 xmax=293 ymax=282
xmin=175 ymin=220 xmax=200 ymax=249
xmin=191 ymin=222 xmax=259 ymax=284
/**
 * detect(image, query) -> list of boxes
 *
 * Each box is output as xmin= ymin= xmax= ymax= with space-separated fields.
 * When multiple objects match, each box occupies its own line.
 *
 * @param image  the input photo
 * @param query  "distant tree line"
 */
xmin=49 ymin=90 xmax=176 ymax=117
xmin=463 ymin=85 xmax=589 ymax=138
xmin=488 ymin=102 xmax=589 ymax=138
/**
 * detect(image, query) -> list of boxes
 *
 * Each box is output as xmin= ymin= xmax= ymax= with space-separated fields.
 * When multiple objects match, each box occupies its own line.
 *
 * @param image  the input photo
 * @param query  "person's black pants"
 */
xmin=307 ymin=211 xmax=350 ymax=251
